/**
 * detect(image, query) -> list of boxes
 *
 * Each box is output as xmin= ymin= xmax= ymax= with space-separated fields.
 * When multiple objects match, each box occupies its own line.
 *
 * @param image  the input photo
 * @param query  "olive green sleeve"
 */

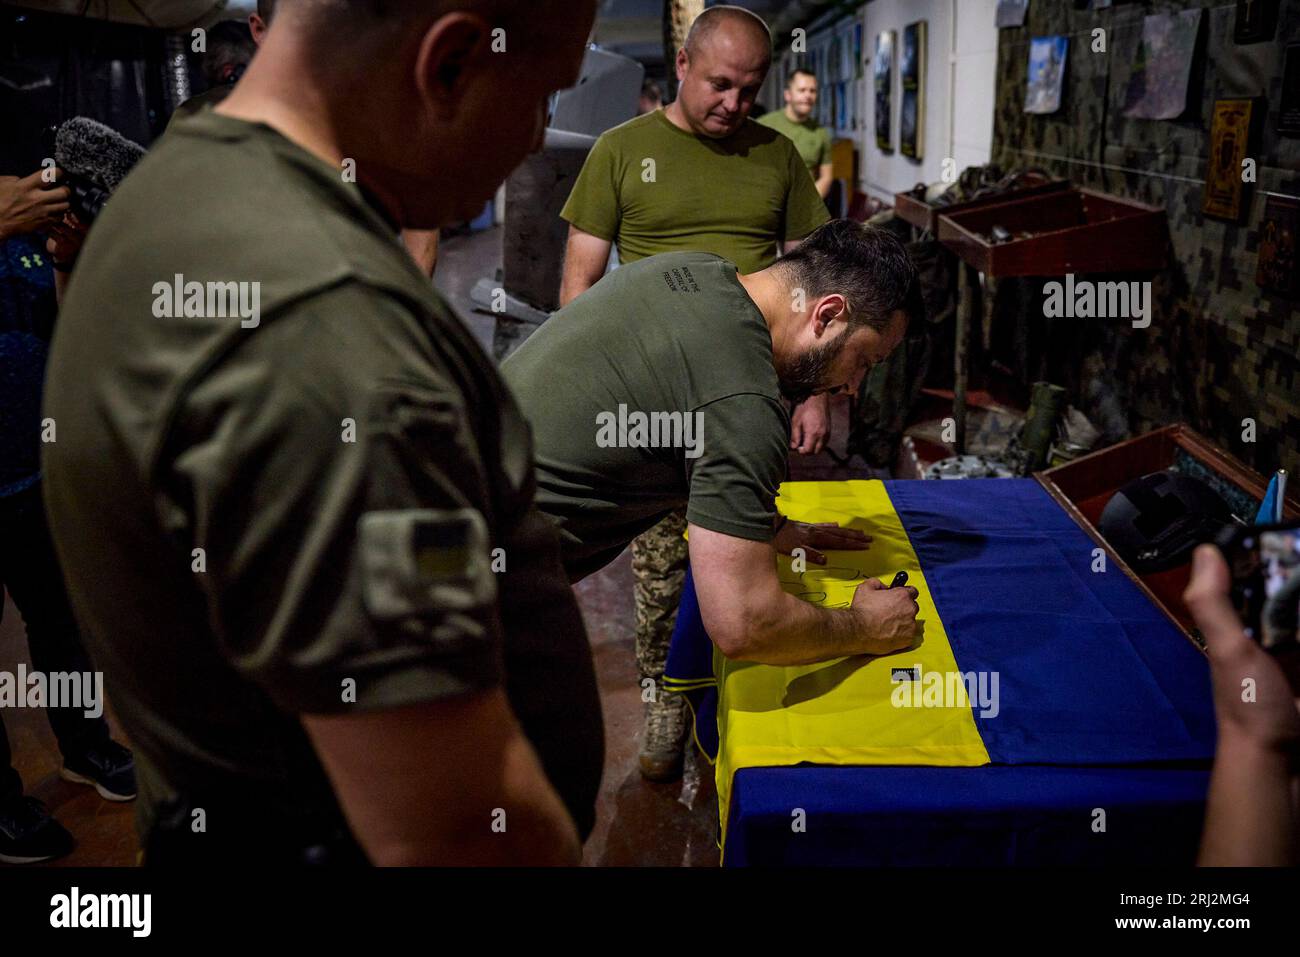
xmin=685 ymin=393 xmax=789 ymax=542
xmin=559 ymin=132 xmax=621 ymax=242
xmin=781 ymin=140 xmax=832 ymax=242
xmin=164 ymin=286 xmax=507 ymax=716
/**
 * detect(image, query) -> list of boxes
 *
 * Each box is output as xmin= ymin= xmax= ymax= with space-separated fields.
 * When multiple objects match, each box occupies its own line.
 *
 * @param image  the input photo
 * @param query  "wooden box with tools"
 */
xmin=937 ymin=187 xmax=1169 ymax=276
xmin=894 ymin=177 xmax=1068 ymax=234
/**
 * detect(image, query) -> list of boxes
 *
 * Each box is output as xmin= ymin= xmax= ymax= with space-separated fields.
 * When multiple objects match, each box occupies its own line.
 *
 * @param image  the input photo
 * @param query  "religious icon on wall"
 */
xmin=1257 ymin=195 xmax=1299 ymax=297
xmin=996 ymin=0 xmax=1029 ymax=29
xmin=900 ymin=21 xmax=926 ymax=159
xmin=1233 ymin=0 xmax=1277 ymax=44
xmin=1024 ymin=36 xmax=1068 ymax=114
xmin=1280 ymin=43 xmax=1300 ymax=137
xmin=1121 ymin=9 xmax=1201 ymax=120
xmin=1202 ymin=98 xmax=1254 ymax=222
xmin=874 ymin=30 xmax=894 ymax=152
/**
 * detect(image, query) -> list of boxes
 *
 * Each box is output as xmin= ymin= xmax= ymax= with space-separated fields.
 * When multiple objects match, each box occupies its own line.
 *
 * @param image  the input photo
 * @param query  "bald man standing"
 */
xmin=557 ymin=6 xmax=829 ymax=782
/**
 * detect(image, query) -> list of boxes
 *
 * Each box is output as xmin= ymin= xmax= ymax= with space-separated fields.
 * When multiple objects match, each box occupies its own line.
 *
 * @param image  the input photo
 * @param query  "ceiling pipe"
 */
xmin=769 ymin=0 xmax=845 ymax=37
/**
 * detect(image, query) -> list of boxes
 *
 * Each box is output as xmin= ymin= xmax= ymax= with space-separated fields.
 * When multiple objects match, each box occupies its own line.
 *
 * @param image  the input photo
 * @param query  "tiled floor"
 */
xmin=0 ymin=226 xmax=884 ymax=868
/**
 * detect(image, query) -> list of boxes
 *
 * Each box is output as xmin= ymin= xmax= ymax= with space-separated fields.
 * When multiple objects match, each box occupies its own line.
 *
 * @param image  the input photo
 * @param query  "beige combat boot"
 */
xmin=639 ymin=691 xmax=688 ymax=782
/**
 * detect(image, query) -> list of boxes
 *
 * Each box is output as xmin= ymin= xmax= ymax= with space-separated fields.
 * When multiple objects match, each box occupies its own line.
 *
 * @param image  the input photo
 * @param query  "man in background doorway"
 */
xmin=757 ymin=68 xmax=834 ymax=200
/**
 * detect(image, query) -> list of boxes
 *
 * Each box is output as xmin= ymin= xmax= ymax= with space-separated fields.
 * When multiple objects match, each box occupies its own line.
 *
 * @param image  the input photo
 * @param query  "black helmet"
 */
xmin=1099 ymin=470 xmax=1233 ymax=573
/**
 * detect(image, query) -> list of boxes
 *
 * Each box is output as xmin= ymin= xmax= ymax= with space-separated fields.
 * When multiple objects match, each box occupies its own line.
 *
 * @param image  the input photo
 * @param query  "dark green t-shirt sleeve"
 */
xmin=782 ymin=140 xmax=832 ymax=242
xmin=817 ymin=129 xmax=833 ymax=168
xmin=163 ymin=288 xmax=506 ymax=716
xmin=685 ymin=393 xmax=788 ymax=542
xmin=560 ymin=132 xmax=621 ymax=242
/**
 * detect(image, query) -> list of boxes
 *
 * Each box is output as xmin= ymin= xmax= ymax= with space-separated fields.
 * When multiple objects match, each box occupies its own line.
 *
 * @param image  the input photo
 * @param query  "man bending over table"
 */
xmin=503 ymin=220 xmax=925 ymax=667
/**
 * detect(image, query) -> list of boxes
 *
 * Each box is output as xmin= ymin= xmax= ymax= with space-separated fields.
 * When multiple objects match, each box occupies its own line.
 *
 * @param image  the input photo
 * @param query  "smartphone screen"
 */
xmin=1224 ymin=524 xmax=1300 ymax=651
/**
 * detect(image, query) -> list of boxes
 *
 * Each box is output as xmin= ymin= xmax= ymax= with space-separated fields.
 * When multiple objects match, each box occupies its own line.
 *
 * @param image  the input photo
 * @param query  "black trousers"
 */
xmin=0 ymin=484 xmax=109 ymax=800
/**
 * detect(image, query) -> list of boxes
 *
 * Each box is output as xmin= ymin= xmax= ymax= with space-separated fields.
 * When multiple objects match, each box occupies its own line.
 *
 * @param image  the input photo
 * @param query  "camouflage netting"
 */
xmin=991 ymin=0 xmax=1300 ymax=477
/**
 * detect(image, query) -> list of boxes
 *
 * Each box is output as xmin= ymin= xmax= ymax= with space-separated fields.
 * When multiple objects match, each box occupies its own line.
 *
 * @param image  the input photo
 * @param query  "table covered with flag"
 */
xmin=664 ymin=479 xmax=1215 ymax=866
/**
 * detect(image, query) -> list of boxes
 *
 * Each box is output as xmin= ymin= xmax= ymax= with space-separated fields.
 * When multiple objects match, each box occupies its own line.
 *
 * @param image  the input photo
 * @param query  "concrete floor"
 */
xmin=0 ymin=226 xmax=883 ymax=867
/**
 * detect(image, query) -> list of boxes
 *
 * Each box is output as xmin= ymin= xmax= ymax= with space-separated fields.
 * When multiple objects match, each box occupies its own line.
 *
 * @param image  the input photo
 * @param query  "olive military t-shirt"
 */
xmin=756 ymin=110 xmax=833 ymax=177
xmin=42 ymin=110 xmax=604 ymax=849
xmin=501 ymin=252 xmax=790 ymax=581
xmin=560 ymin=110 xmax=830 ymax=273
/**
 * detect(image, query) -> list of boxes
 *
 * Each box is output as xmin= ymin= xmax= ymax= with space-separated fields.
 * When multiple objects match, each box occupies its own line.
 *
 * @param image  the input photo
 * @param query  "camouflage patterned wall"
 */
xmin=991 ymin=0 xmax=1300 ymax=478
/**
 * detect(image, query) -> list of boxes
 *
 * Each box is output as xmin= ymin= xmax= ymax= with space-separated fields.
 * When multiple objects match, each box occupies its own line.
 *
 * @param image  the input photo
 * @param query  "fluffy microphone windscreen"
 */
xmin=54 ymin=117 xmax=147 ymax=194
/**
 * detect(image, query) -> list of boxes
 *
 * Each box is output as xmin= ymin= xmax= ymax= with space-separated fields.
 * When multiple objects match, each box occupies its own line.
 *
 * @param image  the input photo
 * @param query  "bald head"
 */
xmin=683 ymin=5 xmax=772 ymax=64
xmin=670 ymin=5 xmax=772 ymax=139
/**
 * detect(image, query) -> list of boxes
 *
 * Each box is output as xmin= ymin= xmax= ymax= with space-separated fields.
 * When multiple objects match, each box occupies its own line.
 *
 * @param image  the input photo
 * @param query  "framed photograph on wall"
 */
xmin=1121 ymin=9 xmax=1202 ymax=121
xmin=900 ymin=20 xmax=926 ymax=160
xmin=1256 ymin=194 xmax=1299 ymax=297
xmin=1202 ymin=98 xmax=1255 ymax=221
xmin=1024 ymin=35 xmax=1068 ymax=114
xmin=874 ymin=30 xmax=894 ymax=152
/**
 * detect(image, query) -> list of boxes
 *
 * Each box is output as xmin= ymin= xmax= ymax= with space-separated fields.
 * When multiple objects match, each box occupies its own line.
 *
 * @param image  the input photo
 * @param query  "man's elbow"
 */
xmin=707 ymin=605 xmax=778 ymax=662
xmin=709 ymin=623 xmax=751 ymax=661
xmin=558 ymin=267 xmax=594 ymax=307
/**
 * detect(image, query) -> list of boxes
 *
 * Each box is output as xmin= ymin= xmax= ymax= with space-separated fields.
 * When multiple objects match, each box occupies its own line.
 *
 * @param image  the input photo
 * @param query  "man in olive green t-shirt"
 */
xmin=556 ymin=4 xmax=832 ymax=782
xmin=503 ymin=220 xmax=924 ymax=680
xmin=757 ymin=68 xmax=834 ymax=199
xmin=43 ymin=0 xmax=601 ymax=865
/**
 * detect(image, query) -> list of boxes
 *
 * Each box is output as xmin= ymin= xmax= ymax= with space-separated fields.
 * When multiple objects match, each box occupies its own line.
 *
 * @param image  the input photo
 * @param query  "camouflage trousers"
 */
xmin=630 ymin=508 xmax=689 ymax=683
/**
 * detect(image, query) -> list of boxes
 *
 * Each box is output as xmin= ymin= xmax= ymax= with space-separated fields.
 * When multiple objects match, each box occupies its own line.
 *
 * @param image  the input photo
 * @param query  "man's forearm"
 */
xmin=374 ymin=802 xmax=580 ymax=866
xmin=559 ymin=274 xmax=590 ymax=307
xmin=725 ymin=589 xmax=876 ymax=666
xmin=1198 ymin=732 xmax=1298 ymax=866
xmin=559 ymin=264 xmax=601 ymax=307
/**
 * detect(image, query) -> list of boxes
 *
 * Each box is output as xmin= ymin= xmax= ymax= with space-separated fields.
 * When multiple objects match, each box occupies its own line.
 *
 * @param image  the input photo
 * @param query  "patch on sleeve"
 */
xmin=358 ymin=509 xmax=496 ymax=622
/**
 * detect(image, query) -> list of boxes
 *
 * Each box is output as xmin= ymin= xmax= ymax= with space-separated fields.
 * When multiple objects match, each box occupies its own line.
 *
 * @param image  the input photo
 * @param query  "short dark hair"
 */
xmin=779 ymin=220 xmax=923 ymax=332
xmin=257 ymin=0 xmax=276 ymax=21
xmin=203 ymin=20 xmax=256 ymax=87
xmin=787 ymin=68 xmax=817 ymax=87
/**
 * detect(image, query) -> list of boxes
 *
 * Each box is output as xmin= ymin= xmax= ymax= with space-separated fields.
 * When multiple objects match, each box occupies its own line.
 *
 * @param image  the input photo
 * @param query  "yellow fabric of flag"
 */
xmin=715 ymin=481 xmax=991 ymax=844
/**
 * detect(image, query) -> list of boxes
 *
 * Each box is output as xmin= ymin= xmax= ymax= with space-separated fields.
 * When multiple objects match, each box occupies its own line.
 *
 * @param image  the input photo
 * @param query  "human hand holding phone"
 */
xmin=1186 ymin=544 xmax=1300 ymax=749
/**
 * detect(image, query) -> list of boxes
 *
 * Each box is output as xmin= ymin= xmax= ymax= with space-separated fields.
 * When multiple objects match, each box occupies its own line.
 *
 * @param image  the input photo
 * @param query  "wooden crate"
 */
xmin=937 ymin=187 xmax=1169 ymax=277
xmin=1037 ymin=425 xmax=1298 ymax=646
xmin=894 ymin=178 xmax=1068 ymax=233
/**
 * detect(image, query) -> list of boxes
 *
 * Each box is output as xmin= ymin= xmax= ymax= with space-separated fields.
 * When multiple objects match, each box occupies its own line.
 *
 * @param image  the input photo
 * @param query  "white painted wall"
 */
xmin=951 ymin=0 xmax=1000 ymax=176
xmin=859 ymin=0 xmax=999 ymax=202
